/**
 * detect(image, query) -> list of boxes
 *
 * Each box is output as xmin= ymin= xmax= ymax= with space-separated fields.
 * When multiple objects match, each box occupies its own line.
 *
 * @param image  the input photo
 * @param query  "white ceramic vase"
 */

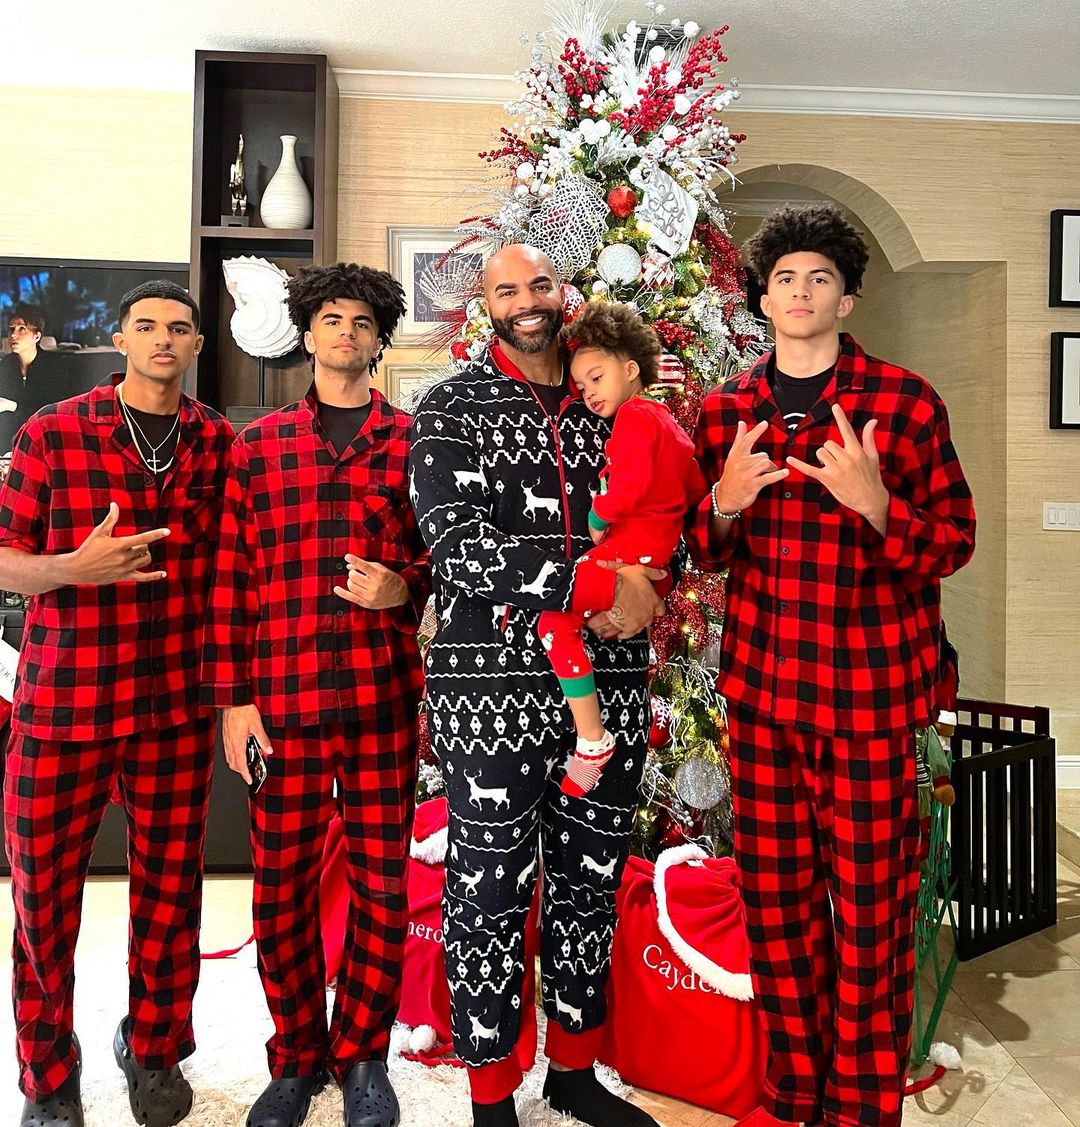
xmin=260 ymin=135 xmax=313 ymax=230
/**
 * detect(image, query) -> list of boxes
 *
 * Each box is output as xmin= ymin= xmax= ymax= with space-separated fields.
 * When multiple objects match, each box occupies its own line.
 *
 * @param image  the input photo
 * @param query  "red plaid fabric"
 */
xmin=200 ymin=386 xmax=431 ymax=727
xmin=0 ymin=377 xmax=233 ymax=741
xmin=727 ymin=712 xmax=920 ymax=1127
xmin=5 ymin=717 xmax=215 ymax=1101
xmin=687 ymin=334 xmax=975 ymax=738
xmin=251 ymin=712 xmax=417 ymax=1080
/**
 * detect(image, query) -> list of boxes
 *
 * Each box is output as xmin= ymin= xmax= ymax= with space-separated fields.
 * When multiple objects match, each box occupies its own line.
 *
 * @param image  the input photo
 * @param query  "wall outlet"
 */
xmin=1043 ymin=501 xmax=1080 ymax=531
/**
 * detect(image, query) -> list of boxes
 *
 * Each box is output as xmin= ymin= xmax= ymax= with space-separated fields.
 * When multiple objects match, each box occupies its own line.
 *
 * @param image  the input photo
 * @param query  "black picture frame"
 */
xmin=1050 ymin=332 xmax=1080 ymax=430
xmin=1049 ymin=210 xmax=1080 ymax=307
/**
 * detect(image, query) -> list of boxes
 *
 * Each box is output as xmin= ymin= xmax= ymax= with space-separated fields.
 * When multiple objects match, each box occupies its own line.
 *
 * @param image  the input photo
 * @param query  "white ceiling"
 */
xmin=14 ymin=0 xmax=1080 ymax=119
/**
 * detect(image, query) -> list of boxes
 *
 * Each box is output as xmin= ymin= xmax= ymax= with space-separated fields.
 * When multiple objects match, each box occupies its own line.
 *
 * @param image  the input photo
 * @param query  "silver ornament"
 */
xmin=674 ymin=756 xmax=726 ymax=810
xmin=596 ymin=244 xmax=642 ymax=286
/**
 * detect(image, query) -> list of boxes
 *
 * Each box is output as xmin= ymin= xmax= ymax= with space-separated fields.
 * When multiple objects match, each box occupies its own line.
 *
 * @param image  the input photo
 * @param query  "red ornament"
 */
xmin=649 ymin=695 xmax=672 ymax=749
xmin=561 ymin=283 xmax=586 ymax=323
xmin=607 ymin=184 xmax=637 ymax=218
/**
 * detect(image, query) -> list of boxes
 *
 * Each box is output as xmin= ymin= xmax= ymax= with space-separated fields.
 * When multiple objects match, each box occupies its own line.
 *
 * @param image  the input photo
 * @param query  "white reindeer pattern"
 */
xmin=522 ymin=482 xmax=560 ymax=521
xmin=454 ymin=468 xmax=488 ymax=493
xmin=581 ymin=853 xmax=617 ymax=880
xmin=515 ymin=560 xmax=558 ymax=598
xmin=468 ymin=1012 xmax=500 ymax=1048
xmin=464 ymin=772 xmax=510 ymax=811
xmin=459 ymin=866 xmax=485 ymax=897
xmin=555 ymin=991 xmax=583 ymax=1026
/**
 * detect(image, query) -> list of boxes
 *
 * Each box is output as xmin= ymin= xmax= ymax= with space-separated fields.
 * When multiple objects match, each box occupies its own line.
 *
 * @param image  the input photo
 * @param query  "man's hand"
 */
xmin=334 ymin=555 xmax=409 ymax=610
xmin=64 ymin=502 xmax=169 ymax=585
xmin=589 ymin=523 xmax=606 ymax=545
xmin=222 ymin=703 xmax=273 ymax=785
xmin=785 ymin=404 xmax=890 ymax=535
xmin=713 ymin=420 xmax=789 ymax=514
xmin=585 ymin=610 xmax=619 ymax=640
xmin=595 ymin=561 xmax=667 ymax=639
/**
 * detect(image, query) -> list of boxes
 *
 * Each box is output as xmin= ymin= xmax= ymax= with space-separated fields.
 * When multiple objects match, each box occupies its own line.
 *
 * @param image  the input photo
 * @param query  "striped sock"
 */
xmin=561 ymin=730 xmax=615 ymax=797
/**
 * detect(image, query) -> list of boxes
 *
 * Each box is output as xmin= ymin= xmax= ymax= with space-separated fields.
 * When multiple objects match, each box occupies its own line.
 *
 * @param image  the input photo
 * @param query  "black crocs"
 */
xmin=246 ymin=1071 xmax=329 ymax=1127
xmin=19 ymin=1069 xmax=84 ymax=1127
xmin=112 ymin=1017 xmax=194 ymax=1126
xmin=342 ymin=1060 xmax=400 ymax=1127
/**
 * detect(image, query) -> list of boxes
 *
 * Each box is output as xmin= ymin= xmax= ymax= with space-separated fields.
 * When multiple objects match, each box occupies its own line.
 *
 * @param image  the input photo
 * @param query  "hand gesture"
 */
xmin=785 ymin=405 xmax=889 ymax=531
xmin=66 ymin=502 xmax=169 ymax=585
xmin=222 ymin=703 xmax=273 ymax=785
xmin=713 ymin=420 xmax=789 ymax=514
xmin=334 ymin=555 xmax=409 ymax=610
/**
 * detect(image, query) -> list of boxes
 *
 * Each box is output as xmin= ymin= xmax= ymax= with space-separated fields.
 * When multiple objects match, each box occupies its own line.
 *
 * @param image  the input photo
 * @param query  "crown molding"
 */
xmin=335 ymin=68 xmax=1080 ymax=123
xmin=334 ymin=69 xmax=518 ymax=104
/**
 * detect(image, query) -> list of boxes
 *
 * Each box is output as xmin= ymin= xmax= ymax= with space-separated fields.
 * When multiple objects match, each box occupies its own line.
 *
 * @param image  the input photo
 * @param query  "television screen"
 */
xmin=0 ymin=257 xmax=188 ymax=456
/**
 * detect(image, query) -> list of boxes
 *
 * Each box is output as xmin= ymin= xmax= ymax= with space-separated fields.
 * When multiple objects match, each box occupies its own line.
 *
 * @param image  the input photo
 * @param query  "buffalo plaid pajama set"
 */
xmin=0 ymin=379 xmax=233 ymax=1102
xmin=201 ymin=387 xmax=431 ymax=1082
xmin=688 ymin=335 xmax=975 ymax=1127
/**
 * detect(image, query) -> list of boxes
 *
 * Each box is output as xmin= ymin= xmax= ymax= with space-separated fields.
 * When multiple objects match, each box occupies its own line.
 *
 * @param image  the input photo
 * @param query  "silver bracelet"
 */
xmin=710 ymin=484 xmax=741 ymax=522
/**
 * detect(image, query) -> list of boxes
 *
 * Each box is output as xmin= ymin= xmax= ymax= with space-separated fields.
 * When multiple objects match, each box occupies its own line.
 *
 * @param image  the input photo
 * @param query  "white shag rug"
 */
xmin=0 ymin=934 xmax=628 ymax=1126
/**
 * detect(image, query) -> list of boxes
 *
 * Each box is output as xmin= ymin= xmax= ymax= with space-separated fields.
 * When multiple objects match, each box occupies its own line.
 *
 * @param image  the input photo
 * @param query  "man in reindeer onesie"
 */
xmin=409 ymin=244 xmax=665 ymax=1127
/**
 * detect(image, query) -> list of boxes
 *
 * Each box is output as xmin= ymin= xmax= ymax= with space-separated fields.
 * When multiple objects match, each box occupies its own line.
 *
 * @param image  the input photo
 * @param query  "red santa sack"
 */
xmin=598 ymin=845 xmax=766 ymax=1118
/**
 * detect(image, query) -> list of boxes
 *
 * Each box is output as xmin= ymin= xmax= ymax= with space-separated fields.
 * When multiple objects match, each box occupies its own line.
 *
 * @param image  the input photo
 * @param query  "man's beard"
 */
xmin=490 ymin=306 xmax=564 ymax=354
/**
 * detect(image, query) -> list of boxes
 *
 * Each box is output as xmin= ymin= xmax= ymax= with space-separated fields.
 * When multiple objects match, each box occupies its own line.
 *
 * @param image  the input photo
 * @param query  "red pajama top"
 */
xmin=200 ymin=387 xmax=431 ymax=729
xmin=686 ymin=334 xmax=976 ymax=738
xmin=589 ymin=396 xmax=707 ymax=562
xmin=0 ymin=378 xmax=234 ymax=741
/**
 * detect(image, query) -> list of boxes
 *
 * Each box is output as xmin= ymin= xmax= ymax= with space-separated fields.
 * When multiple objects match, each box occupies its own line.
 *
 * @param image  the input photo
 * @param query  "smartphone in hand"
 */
xmin=246 ymin=734 xmax=267 ymax=795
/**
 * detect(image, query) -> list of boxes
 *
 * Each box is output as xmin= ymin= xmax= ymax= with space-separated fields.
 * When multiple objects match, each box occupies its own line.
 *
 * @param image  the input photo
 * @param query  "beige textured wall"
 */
xmin=2 ymin=85 xmax=1077 ymax=753
xmin=0 ymin=87 xmax=191 ymax=262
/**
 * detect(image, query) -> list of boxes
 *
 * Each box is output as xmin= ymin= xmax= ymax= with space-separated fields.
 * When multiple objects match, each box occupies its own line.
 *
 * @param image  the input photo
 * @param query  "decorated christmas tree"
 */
xmin=416 ymin=0 xmax=767 ymax=857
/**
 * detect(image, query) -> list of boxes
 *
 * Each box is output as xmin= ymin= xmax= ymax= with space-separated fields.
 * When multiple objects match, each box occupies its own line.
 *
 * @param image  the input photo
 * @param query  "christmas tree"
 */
xmin=416 ymin=0 xmax=766 ymax=857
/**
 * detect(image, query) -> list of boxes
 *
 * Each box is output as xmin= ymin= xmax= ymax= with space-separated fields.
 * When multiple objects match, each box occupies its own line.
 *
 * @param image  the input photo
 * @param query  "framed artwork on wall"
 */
xmin=386 ymin=226 xmax=485 ymax=345
xmin=1049 ymin=210 xmax=1080 ymax=307
xmin=384 ymin=363 xmax=439 ymax=410
xmin=1050 ymin=332 xmax=1080 ymax=429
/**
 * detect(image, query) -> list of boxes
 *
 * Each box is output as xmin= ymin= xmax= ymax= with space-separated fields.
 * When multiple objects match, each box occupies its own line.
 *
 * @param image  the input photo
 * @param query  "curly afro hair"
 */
xmin=286 ymin=263 xmax=407 ymax=370
xmin=559 ymin=301 xmax=662 ymax=388
xmin=742 ymin=203 xmax=870 ymax=296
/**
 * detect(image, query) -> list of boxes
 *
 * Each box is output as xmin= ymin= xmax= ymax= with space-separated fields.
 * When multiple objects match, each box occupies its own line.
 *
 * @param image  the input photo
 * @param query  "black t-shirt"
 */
xmin=529 ymin=379 xmax=568 ymax=417
xmin=770 ymin=361 xmax=835 ymax=433
xmin=318 ymin=398 xmax=373 ymax=457
xmin=124 ymin=402 xmax=180 ymax=487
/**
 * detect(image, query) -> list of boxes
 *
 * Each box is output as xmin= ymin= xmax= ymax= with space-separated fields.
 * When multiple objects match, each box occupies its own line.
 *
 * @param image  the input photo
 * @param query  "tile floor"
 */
xmin=0 ymin=855 xmax=1077 ymax=1126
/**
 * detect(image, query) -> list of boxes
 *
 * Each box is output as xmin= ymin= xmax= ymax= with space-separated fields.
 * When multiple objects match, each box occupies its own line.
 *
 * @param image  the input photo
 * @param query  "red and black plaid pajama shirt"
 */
xmin=201 ymin=386 xmax=431 ymax=1082
xmin=687 ymin=335 xmax=975 ymax=1127
xmin=0 ymin=378 xmax=233 ymax=1102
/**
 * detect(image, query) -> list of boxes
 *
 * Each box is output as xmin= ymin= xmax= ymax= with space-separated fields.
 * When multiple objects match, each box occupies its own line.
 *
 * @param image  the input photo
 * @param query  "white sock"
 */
xmin=563 ymin=730 xmax=615 ymax=794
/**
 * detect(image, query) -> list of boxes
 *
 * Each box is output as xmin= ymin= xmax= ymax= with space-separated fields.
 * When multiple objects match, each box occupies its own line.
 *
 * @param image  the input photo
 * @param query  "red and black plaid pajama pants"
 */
xmin=253 ymin=708 xmax=417 ymax=1082
xmin=4 ymin=716 xmax=215 ymax=1102
xmin=727 ymin=712 xmax=921 ymax=1127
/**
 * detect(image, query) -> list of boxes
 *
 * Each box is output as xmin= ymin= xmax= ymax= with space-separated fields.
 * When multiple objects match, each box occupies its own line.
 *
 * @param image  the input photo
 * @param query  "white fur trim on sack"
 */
xmin=410 ymin=826 xmax=448 ymax=865
xmin=929 ymin=1042 xmax=962 ymax=1070
xmin=653 ymin=844 xmax=755 ymax=1001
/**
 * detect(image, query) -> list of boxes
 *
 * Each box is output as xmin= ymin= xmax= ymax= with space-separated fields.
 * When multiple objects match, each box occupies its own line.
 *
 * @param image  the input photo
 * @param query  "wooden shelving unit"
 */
xmin=187 ymin=50 xmax=338 ymax=414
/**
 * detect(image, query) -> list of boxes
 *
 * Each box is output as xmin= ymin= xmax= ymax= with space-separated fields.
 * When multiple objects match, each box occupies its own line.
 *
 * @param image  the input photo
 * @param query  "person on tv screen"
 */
xmin=0 ymin=304 xmax=65 ymax=456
